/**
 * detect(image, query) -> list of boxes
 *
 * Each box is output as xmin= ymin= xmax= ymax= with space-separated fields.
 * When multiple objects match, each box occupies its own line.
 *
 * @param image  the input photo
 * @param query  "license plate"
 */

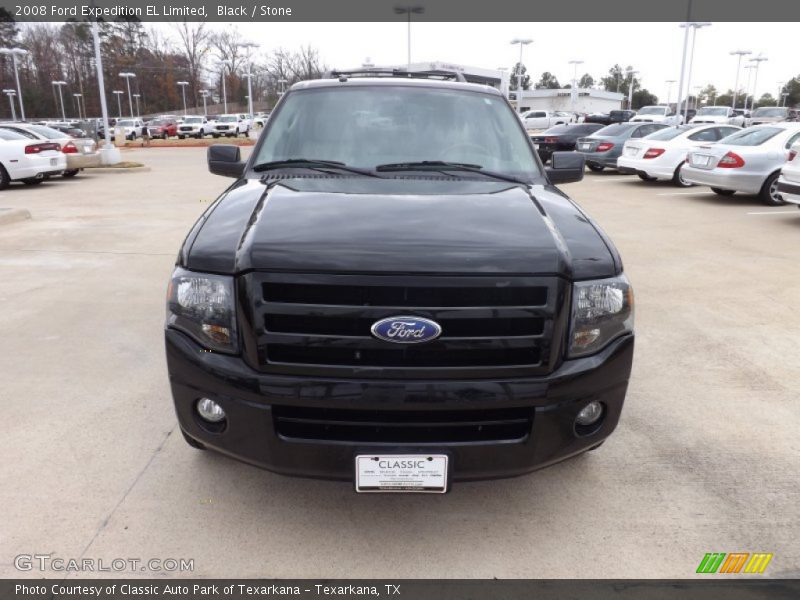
xmin=579 ymin=143 xmax=591 ymax=150
xmin=625 ymin=147 xmax=638 ymax=156
xmin=355 ymin=454 xmax=448 ymax=493
xmin=693 ymin=155 xmax=711 ymax=166
xmin=50 ymin=158 xmax=57 ymax=166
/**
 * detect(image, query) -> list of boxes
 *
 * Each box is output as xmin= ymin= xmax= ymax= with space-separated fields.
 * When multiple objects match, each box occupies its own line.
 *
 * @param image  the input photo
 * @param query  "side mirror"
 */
xmin=546 ymin=152 xmax=585 ymax=184
xmin=208 ymin=144 xmax=245 ymax=178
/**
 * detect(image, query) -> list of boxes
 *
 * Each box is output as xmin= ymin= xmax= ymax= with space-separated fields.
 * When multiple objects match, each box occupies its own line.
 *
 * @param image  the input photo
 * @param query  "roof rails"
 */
xmin=326 ymin=68 xmax=467 ymax=83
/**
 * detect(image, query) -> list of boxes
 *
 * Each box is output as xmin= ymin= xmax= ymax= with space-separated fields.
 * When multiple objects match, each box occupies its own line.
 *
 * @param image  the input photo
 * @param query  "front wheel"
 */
xmin=587 ymin=164 xmax=605 ymax=172
xmin=672 ymin=162 xmax=694 ymax=187
xmin=0 ymin=165 xmax=9 ymax=190
xmin=711 ymin=187 xmax=736 ymax=196
xmin=759 ymin=172 xmax=785 ymax=206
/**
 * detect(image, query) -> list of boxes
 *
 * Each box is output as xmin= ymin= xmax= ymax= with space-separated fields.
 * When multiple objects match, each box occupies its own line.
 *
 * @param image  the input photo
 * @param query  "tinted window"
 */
xmin=645 ymin=127 xmax=688 ymax=141
xmin=0 ymin=129 xmax=27 ymax=141
xmin=544 ymin=125 xmax=572 ymax=134
xmin=0 ymin=126 xmax=39 ymax=139
xmin=688 ymin=128 xmax=719 ymax=142
xmin=593 ymin=124 xmax=635 ymax=136
xmin=785 ymin=132 xmax=800 ymax=149
xmin=752 ymin=108 xmax=787 ymax=118
xmin=719 ymin=127 xmax=782 ymax=146
xmin=716 ymin=127 xmax=740 ymax=138
xmin=636 ymin=107 xmax=666 ymax=115
xmin=695 ymin=107 xmax=729 ymax=116
xmin=26 ymin=125 xmax=67 ymax=139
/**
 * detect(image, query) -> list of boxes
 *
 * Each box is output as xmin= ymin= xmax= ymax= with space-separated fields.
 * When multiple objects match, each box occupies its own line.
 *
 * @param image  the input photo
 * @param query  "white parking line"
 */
xmin=656 ymin=191 xmax=715 ymax=196
xmin=746 ymin=210 xmax=799 ymax=215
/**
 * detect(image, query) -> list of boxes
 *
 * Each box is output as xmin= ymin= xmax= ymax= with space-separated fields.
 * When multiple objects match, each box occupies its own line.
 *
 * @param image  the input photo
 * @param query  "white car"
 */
xmin=630 ymin=106 xmax=683 ymax=125
xmin=617 ymin=124 xmax=742 ymax=186
xmin=520 ymin=110 xmax=576 ymax=131
xmin=777 ymin=142 xmax=800 ymax=206
xmin=690 ymin=107 xmax=746 ymax=127
xmin=212 ymin=114 xmax=249 ymax=137
xmin=177 ymin=116 xmax=215 ymax=139
xmin=682 ymin=123 xmax=800 ymax=205
xmin=0 ymin=128 xmax=66 ymax=188
xmin=253 ymin=111 xmax=271 ymax=127
xmin=115 ymin=118 xmax=145 ymax=141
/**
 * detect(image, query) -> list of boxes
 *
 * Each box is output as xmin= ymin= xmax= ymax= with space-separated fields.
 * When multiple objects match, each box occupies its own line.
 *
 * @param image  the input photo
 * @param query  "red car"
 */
xmin=147 ymin=119 xmax=177 ymax=139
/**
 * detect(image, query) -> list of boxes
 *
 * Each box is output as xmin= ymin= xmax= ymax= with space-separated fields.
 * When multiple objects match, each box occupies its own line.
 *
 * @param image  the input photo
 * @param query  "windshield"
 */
xmin=637 ymin=107 xmax=667 ymax=115
xmin=219 ymin=116 xmax=238 ymax=122
xmin=256 ymin=86 xmax=539 ymax=176
xmin=643 ymin=127 xmax=688 ymax=141
xmin=719 ymin=127 xmax=782 ymax=146
xmin=696 ymin=107 xmax=728 ymax=116
xmin=184 ymin=117 xmax=204 ymax=123
xmin=752 ymin=108 xmax=786 ymax=118
xmin=117 ymin=120 xmax=136 ymax=126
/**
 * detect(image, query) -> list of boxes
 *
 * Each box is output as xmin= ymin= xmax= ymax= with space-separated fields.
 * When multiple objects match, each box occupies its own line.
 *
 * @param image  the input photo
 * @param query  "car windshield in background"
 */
xmin=751 ymin=108 xmax=786 ymax=118
xmin=219 ymin=116 xmax=238 ymax=122
xmin=594 ymin=124 xmax=635 ymax=136
xmin=27 ymin=125 xmax=68 ymax=138
xmin=117 ymin=120 xmax=136 ymax=126
xmin=184 ymin=117 xmax=204 ymax=123
xmin=719 ymin=127 xmax=782 ymax=146
xmin=696 ymin=107 xmax=729 ymax=116
xmin=644 ymin=127 xmax=690 ymax=141
xmin=256 ymin=86 xmax=540 ymax=177
xmin=637 ymin=107 xmax=666 ymax=115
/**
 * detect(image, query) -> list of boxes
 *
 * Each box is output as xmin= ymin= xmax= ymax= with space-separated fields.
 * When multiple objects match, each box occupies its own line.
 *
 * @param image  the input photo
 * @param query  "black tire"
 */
xmin=637 ymin=173 xmax=658 ymax=181
xmin=22 ymin=178 xmax=43 ymax=185
xmin=711 ymin=187 xmax=736 ymax=196
xmin=181 ymin=430 xmax=206 ymax=450
xmin=587 ymin=164 xmax=605 ymax=172
xmin=759 ymin=171 xmax=785 ymax=206
xmin=0 ymin=164 xmax=10 ymax=190
xmin=672 ymin=162 xmax=694 ymax=187
xmin=212 ymin=133 xmax=219 ymax=139
xmin=62 ymin=170 xmax=79 ymax=178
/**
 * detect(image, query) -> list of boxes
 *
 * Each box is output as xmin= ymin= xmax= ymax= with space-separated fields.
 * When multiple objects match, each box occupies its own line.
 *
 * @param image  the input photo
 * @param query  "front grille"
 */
xmin=273 ymin=405 xmax=534 ymax=444
xmin=217 ymin=125 xmax=230 ymax=130
xmin=243 ymin=273 xmax=566 ymax=379
xmin=179 ymin=126 xmax=193 ymax=131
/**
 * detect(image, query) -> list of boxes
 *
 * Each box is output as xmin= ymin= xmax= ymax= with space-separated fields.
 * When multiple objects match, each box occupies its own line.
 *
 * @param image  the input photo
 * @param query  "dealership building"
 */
xmin=510 ymin=88 xmax=626 ymax=114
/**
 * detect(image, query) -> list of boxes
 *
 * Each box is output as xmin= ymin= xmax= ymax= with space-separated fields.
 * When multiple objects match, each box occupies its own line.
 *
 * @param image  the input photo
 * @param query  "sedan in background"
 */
xmin=618 ymin=124 xmax=742 ymax=186
xmin=749 ymin=107 xmax=798 ymax=126
xmin=776 ymin=142 xmax=800 ymax=207
xmin=682 ymin=123 xmax=800 ymax=205
xmin=0 ymin=122 xmax=98 ymax=177
xmin=530 ymin=123 xmax=605 ymax=163
xmin=576 ymin=122 xmax=670 ymax=172
xmin=0 ymin=128 xmax=66 ymax=188
xmin=147 ymin=119 xmax=178 ymax=139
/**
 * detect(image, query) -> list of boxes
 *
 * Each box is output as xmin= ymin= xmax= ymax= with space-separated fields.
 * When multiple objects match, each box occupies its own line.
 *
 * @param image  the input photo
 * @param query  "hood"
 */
xmin=691 ymin=115 xmax=727 ymax=123
xmin=184 ymin=177 xmax=618 ymax=279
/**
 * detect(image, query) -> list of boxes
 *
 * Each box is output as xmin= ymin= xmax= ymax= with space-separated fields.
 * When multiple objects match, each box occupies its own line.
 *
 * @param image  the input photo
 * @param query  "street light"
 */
xmin=394 ymin=5 xmax=424 ymax=67
xmin=665 ymin=79 xmax=676 ymax=106
xmin=742 ymin=65 xmax=755 ymax=111
xmin=3 ymin=88 xmax=16 ymax=121
xmin=119 ymin=72 xmax=136 ymax=119
xmin=510 ymin=38 xmax=533 ymax=113
xmin=219 ymin=59 xmax=232 ymax=113
xmin=626 ymin=69 xmax=639 ymax=110
xmin=200 ymin=90 xmax=210 ymax=116
xmin=748 ymin=55 xmax=768 ymax=109
xmin=112 ymin=90 xmax=124 ymax=118
xmin=132 ymin=93 xmax=141 ymax=117
xmin=238 ymin=42 xmax=259 ymax=121
xmin=176 ymin=81 xmax=189 ymax=115
xmin=729 ymin=50 xmax=751 ymax=109
xmin=777 ymin=82 xmax=784 ymax=107
xmin=568 ymin=59 xmax=583 ymax=109
xmin=0 ymin=48 xmax=28 ymax=121
xmin=73 ymin=93 xmax=83 ymax=120
xmin=51 ymin=80 xmax=67 ymax=121
xmin=679 ymin=22 xmax=711 ymax=122
xmin=278 ymin=78 xmax=288 ymax=95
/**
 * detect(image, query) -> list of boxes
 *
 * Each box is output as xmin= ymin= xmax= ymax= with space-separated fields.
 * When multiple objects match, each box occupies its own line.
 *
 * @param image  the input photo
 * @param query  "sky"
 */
xmin=185 ymin=21 xmax=799 ymax=102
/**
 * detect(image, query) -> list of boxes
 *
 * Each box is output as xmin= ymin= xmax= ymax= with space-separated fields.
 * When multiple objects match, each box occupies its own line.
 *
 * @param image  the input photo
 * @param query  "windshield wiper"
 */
xmin=375 ymin=161 xmax=528 ymax=184
xmin=252 ymin=158 xmax=381 ymax=178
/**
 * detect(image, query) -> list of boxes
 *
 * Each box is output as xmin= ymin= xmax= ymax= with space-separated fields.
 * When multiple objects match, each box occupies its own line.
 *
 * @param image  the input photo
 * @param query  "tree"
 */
xmin=779 ymin=76 xmax=800 ymax=107
xmin=509 ymin=62 xmax=531 ymax=91
xmin=631 ymin=89 xmax=658 ymax=109
xmin=756 ymin=93 xmax=777 ymax=108
xmin=173 ymin=22 xmax=212 ymax=108
xmin=534 ymin=71 xmax=560 ymax=90
xmin=698 ymin=84 xmax=718 ymax=106
xmin=578 ymin=73 xmax=594 ymax=88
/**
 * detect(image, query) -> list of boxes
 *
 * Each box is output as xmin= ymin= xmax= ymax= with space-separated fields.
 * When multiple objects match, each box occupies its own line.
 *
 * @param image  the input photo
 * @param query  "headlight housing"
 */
xmin=166 ymin=267 xmax=238 ymax=354
xmin=568 ymin=274 xmax=633 ymax=358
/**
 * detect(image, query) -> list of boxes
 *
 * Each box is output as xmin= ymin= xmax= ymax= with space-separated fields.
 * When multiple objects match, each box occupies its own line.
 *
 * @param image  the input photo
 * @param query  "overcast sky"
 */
xmin=191 ymin=21 xmax=798 ymax=102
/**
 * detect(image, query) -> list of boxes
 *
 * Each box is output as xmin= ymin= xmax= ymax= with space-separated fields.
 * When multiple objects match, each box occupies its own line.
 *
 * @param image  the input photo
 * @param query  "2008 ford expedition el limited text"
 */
xmin=165 ymin=71 xmax=634 ymax=493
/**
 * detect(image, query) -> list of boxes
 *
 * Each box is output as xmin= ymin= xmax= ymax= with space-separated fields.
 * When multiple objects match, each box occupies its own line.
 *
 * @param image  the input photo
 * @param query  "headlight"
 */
xmin=568 ymin=274 xmax=633 ymax=358
xmin=166 ymin=267 xmax=238 ymax=353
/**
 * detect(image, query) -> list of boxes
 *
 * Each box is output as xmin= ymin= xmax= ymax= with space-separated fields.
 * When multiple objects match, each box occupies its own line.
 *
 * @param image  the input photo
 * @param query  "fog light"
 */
xmin=196 ymin=398 xmax=226 ymax=423
xmin=576 ymin=401 xmax=603 ymax=426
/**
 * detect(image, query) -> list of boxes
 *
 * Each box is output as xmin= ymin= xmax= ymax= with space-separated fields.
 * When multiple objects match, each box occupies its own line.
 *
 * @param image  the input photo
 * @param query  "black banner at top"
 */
xmin=2 ymin=0 xmax=800 ymax=22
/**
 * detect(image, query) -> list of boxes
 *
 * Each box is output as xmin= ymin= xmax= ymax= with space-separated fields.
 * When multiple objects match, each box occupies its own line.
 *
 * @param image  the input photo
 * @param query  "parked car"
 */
xmin=0 ymin=123 xmax=98 ymax=178
xmin=212 ymin=114 xmax=249 ymax=137
xmin=584 ymin=113 xmax=613 ymax=125
xmin=253 ymin=111 xmax=271 ymax=127
xmin=530 ymin=123 xmax=606 ymax=163
xmin=177 ymin=116 xmax=216 ymax=139
xmin=167 ymin=73 xmax=634 ymax=489
xmin=148 ymin=119 xmax=178 ymax=139
xmin=115 ymin=118 xmax=145 ymax=141
xmin=617 ymin=124 xmax=742 ymax=186
xmin=682 ymin=123 xmax=800 ymax=205
xmin=749 ymin=106 xmax=798 ymax=126
xmin=0 ymin=128 xmax=66 ymax=188
xmin=690 ymin=107 xmax=746 ymax=127
xmin=630 ymin=105 xmax=682 ymax=125
xmin=777 ymin=142 xmax=800 ymax=206
xmin=520 ymin=109 xmax=576 ymax=131
xmin=576 ymin=122 xmax=670 ymax=172
xmin=733 ymin=109 xmax=751 ymax=127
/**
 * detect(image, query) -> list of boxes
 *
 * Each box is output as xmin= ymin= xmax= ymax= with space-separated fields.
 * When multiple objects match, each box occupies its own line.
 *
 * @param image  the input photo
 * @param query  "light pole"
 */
xmin=777 ymin=82 xmax=784 ymax=107
xmin=693 ymin=85 xmax=704 ymax=109
xmin=51 ymin=80 xmax=67 ymax=121
xmin=665 ymin=79 xmax=676 ymax=107
xmin=679 ymin=22 xmax=711 ymax=122
xmin=73 ymin=93 xmax=83 ymax=119
xmin=394 ymin=5 xmax=424 ymax=67
xmin=177 ymin=81 xmax=189 ymax=115
xmin=239 ymin=42 xmax=259 ymax=120
xmin=278 ymin=78 xmax=288 ymax=96
xmin=729 ymin=50 xmax=751 ymax=108
xmin=510 ymin=38 xmax=533 ymax=113
xmin=742 ymin=64 xmax=755 ymax=111
xmin=220 ymin=59 xmax=231 ymax=113
xmin=200 ymin=90 xmax=209 ymax=116
xmin=3 ymin=88 xmax=16 ymax=121
xmin=782 ymin=93 xmax=789 ymax=107
xmin=90 ymin=17 xmax=116 ymax=159
xmin=0 ymin=48 xmax=28 ymax=121
xmin=132 ymin=93 xmax=140 ymax=117
xmin=748 ymin=55 xmax=768 ymax=109
xmin=626 ymin=69 xmax=639 ymax=110
xmin=119 ymin=72 xmax=135 ymax=118
xmin=568 ymin=59 xmax=583 ymax=109
xmin=112 ymin=90 xmax=124 ymax=118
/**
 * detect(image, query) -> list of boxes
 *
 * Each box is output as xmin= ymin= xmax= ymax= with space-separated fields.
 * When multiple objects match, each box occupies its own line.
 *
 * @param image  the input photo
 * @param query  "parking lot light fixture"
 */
xmin=3 ymin=88 xmax=17 ymax=121
xmin=0 ymin=48 xmax=28 ymax=121
xmin=394 ymin=5 xmax=425 ymax=67
xmin=132 ymin=93 xmax=141 ymax=117
xmin=626 ymin=69 xmax=639 ymax=110
xmin=220 ymin=59 xmax=232 ymax=114
xmin=729 ymin=50 xmax=752 ymax=108
xmin=73 ymin=93 xmax=83 ymax=120
xmin=665 ymin=80 xmax=676 ymax=107
xmin=510 ymin=38 xmax=533 ymax=113
xmin=176 ymin=81 xmax=189 ymax=115
xmin=51 ymin=80 xmax=67 ymax=121
xmin=742 ymin=65 xmax=755 ymax=111
xmin=112 ymin=90 xmax=124 ymax=119
xmin=119 ymin=72 xmax=136 ymax=118
xmin=200 ymin=90 xmax=210 ymax=116
xmin=679 ymin=22 xmax=711 ymax=122
xmin=748 ymin=56 xmax=768 ymax=109
xmin=278 ymin=78 xmax=288 ymax=96
xmin=238 ymin=42 xmax=259 ymax=120
xmin=569 ymin=60 xmax=583 ymax=109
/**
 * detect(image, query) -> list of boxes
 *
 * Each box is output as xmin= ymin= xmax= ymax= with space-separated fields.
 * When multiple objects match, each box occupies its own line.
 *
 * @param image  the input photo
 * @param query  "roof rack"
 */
xmin=326 ymin=68 xmax=467 ymax=83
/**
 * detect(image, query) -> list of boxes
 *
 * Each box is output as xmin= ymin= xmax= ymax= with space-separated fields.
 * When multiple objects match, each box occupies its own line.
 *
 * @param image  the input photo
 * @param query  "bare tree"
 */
xmin=172 ymin=22 xmax=212 ymax=106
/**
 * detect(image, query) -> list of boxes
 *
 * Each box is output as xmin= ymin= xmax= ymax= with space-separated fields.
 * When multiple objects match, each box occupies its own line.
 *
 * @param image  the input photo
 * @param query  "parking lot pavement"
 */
xmin=1 ymin=150 xmax=798 ymax=579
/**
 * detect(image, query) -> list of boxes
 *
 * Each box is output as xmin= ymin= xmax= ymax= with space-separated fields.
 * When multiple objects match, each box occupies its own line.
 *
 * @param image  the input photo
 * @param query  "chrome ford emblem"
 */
xmin=370 ymin=316 xmax=442 ymax=344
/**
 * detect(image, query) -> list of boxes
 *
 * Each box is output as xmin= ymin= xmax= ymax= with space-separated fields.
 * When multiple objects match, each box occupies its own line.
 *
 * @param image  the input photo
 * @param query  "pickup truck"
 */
xmin=690 ymin=106 xmax=746 ymax=127
xmin=212 ymin=114 xmax=250 ymax=137
xmin=177 ymin=116 xmax=217 ymax=139
xmin=520 ymin=109 xmax=576 ymax=131
xmin=630 ymin=105 xmax=683 ymax=125
xmin=165 ymin=73 xmax=634 ymax=492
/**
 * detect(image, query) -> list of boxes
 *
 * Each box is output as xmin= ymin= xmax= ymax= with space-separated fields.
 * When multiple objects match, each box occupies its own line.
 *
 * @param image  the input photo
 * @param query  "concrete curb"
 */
xmin=83 ymin=166 xmax=152 ymax=174
xmin=0 ymin=207 xmax=32 ymax=226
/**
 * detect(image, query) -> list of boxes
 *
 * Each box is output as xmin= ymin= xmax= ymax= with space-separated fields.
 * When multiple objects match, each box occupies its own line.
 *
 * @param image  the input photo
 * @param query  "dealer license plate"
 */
xmin=579 ymin=143 xmax=592 ymax=150
xmin=693 ymin=155 xmax=711 ymax=166
xmin=625 ymin=147 xmax=639 ymax=156
xmin=50 ymin=158 xmax=57 ymax=166
xmin=355 ymin=454 xmax=448 ymax=493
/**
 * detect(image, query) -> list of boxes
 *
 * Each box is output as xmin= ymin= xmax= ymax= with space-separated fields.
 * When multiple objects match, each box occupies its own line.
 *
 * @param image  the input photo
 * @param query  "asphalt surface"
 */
xmin=1 ymin=149 xmax=798 ymax=579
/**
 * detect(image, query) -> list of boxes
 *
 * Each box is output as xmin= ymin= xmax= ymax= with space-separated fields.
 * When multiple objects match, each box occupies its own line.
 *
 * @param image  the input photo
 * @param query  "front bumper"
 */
xmin=777 ymin=176 xmax=800 ymax=206
xmin=680 ymin=165 xmax=764 ymax=194
xmin=165 ymin=329 xmax=634 ymax=483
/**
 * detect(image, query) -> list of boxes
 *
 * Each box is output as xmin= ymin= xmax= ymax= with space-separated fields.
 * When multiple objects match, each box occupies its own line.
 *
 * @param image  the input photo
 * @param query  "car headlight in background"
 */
xmin=166 ymin=267 xmax=238 ymax=353
xmin=568 ymin=274 xmax=633 ymax=358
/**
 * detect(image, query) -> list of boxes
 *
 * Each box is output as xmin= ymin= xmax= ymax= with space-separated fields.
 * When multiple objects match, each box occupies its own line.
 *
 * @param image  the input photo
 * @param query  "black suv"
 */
xmin=165 ymin=72 xmax=634 ymax=492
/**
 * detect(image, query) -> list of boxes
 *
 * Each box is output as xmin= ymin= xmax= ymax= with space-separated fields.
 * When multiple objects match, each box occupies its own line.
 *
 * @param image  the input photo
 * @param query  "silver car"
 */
xmin=681 ymin=123 xmax=800 ymax=205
